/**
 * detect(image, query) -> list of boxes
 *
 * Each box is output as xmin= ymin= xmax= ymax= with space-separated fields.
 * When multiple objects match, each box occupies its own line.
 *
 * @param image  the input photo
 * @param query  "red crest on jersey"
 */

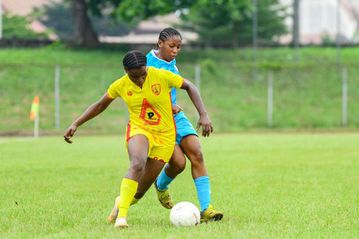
xmin=127 ymin=91 xmax=133 ymax=96
xmin=151 ymin=84 xmax=161 ymax=95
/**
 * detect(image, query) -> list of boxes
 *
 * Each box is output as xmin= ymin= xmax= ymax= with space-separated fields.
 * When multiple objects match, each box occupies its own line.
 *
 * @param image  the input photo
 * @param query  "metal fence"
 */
xmin=0 ymin=63 xmax=358 ymax=136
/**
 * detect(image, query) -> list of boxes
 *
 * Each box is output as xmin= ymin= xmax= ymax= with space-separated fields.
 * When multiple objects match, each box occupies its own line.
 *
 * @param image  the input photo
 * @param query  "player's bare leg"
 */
xmin=179 ymin=135 xmax=207 ymax=179
xmin=154 ymin=146 xmax=186 ymax=208
xmin=165 ymin=145 xmax=186 ymax=178
xmin=109 ymin=156 xmax=165 ymax=222
xmin=135 ymin=157 xmax=166 ymax=199
xmin=180 ymin=135 xmax=223 ymax=222
xmin=114 ymin=135 xmax=148 ymax=228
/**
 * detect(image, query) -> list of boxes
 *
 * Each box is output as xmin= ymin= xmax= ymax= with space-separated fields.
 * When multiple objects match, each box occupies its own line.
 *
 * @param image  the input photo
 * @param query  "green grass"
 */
xmin=1 ymin=133 xmax=358 ymax=238
xmin=1 ymin=47 xmax=359 ymax=135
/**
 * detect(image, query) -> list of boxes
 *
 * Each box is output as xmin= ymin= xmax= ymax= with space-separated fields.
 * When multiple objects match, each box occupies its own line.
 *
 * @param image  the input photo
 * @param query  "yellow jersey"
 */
xmin=107 ymin=66 xmax=184 ymax=135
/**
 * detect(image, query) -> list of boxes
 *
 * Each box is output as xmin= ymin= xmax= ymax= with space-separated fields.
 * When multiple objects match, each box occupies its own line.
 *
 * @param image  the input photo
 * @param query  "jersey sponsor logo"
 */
xmin=140 ymin=98 xmax=161 ymax=125
xmin=151 ymin=84 xmax=161 ymax=95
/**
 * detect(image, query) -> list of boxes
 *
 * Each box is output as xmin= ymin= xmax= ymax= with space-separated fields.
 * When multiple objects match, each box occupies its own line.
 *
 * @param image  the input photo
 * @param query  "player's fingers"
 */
xmin=202 ymin=125 xmax=209 ymax=137
xmin=196 ymin=122 xmax=201 ymax=132
xmin=205 ymin=124 xmax=211 ymax=137
xmin=64 ymin=136 xmax=73 ymax=144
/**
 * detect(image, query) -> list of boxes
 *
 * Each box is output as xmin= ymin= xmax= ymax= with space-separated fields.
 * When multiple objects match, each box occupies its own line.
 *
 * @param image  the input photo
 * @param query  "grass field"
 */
xmin=1 ymin=133 xmax=358 ymax=238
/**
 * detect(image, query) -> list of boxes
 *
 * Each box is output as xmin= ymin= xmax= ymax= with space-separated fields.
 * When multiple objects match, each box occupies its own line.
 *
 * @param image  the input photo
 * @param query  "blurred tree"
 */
xmin=115 ymin=0 xmax=195 ymax=26
xmin=69 ymin=0 xmax=128 ymax=47
xmin=65 ymin=0 xmax=193 ymax=47
xmin=38 ymin=1 xmax=130 ymax=40
xmin=181 ymin=0 xmax=288 ymax=47
xmin=71 ymin=0 xmax=99 ymax=47
xmin=36 ymin=3 xmax=73 ymax=40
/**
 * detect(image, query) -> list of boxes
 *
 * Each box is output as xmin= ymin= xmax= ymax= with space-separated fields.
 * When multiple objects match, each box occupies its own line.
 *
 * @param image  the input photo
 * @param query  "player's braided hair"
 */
xmin=123 ymin=50 xmax=147 ymax=69
xmin=157 ymin=27 xmax=182 ymax=48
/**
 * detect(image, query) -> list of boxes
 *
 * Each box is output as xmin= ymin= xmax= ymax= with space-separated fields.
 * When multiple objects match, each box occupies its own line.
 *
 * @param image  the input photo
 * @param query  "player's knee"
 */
xmin=169 ymin=158 xmax=186 ymax=174
xmin=173 ymin=161 xmax=186 ymax=174
xmin=188 ymin=150 xmax=204 ymax=166
xmin=130 ymin=157 xmax=146 ymax=175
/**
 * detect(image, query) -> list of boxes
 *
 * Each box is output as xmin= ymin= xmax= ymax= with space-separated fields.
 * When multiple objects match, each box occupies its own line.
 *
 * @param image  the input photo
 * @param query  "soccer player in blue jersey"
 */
xmin=147 ymin=28 xmax=223 ymax=222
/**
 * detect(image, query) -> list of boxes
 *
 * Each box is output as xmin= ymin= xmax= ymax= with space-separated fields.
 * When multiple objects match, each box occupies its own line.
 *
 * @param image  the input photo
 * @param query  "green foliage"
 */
xmin=35 ymin=3 xmax=73 ymax=40
xmin=200 ymin=58 xmax=217 ymax=75
xmin=86 ymin=0 xmax=124 ymax=17
xmin=56 ymin=0 xmax=194 ymax=29
xmin=115 ymin=0 xmax=195 ymax=25
xmin=181 ymin=0 xmax=288 ymax=46
xmin=33 ymin=0 xmax=286 ymax=46
xmin=2 ymin=13 xmax=48 ymax=39
xmin=258 ymin=62 xmax=283 ymax=71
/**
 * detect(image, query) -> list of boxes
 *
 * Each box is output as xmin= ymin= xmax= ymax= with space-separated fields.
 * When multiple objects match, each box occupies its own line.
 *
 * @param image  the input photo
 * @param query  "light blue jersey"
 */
xmin=146 ymin=50 xmax=178 ymax=105
xmin=146 ymin=49 xmax=197 ymax=144
xmin=150 ymin=51 xmax=214 ymax=214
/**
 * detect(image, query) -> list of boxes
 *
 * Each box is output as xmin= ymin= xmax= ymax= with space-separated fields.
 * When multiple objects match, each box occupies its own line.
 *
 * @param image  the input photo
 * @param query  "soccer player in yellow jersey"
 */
xmin=63 ymin=50 xmax=213 ymax=228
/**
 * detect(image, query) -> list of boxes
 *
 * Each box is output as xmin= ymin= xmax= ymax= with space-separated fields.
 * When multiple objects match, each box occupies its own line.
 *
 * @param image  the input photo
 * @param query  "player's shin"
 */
xmin=194 ymin=176 xmax=210 ymax=212
xmin=156 ymin=168 xmax=174 ymax=190
xmin=118 ymin=178 xmax=138 ymax=218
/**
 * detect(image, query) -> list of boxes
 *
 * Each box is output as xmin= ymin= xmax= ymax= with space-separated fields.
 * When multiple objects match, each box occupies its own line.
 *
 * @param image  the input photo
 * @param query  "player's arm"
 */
xmin=180 ymin=79 xmax=213 ymax=137
xmin=64 ymin=93 xmax=114 ymax=143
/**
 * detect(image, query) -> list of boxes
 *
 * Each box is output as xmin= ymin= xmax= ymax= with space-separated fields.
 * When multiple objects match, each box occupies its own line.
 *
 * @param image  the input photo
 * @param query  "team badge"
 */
xmin=127 ymin=91 xmax=133 ymax=96
xmin=151 ymin=84 xmax=161 ymax=95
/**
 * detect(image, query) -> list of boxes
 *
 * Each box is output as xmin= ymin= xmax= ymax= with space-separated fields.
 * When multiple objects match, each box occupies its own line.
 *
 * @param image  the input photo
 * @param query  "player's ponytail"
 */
xmin=123 ymin=50 xmax=147 ymax=69
xmin=156 ymin=27 xmax=182 ymax=49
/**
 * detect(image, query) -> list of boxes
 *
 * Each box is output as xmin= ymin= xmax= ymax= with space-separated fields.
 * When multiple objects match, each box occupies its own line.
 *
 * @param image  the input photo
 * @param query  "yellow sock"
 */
xmin=118 ymin=178 xmax=138 ymax=218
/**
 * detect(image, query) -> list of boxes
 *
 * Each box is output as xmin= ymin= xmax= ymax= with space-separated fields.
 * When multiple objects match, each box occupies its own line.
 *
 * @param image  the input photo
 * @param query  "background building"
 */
xmin=280 ymin=0 xmax=359 ymax=44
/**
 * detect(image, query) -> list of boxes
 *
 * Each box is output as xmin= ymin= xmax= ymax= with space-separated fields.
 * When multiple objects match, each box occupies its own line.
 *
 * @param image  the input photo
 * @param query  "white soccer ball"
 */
xmin=170 ymin=201 xmax=200 ymax=227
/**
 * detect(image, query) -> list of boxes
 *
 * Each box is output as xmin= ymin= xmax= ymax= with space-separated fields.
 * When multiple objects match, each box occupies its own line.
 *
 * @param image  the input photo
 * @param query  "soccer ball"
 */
xmin=170 ymin=201 xmax=200 ymax=227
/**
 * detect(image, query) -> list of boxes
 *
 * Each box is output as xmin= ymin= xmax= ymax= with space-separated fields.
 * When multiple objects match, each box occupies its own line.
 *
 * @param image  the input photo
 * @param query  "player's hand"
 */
xmin=172 ymin=104 xmax=183 ymax=114
xmin=196 ymin=114 xmax=213 ymax=137
xmin=64 ymin=125 xmax=77 ymax=144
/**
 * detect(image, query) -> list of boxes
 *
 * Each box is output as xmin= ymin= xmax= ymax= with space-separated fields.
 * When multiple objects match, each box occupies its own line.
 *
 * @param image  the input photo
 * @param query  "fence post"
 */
xmin=54 ymin=65 xmax=61 ymax=129
xmin=0 ymin=0 xmax=3 ymax=40
xmin=342 ymin=67 xmax=348 ymax=127
xmin=195 ymin=64 xmax=201 ymax=92
xmin=267 ymin=71 xmax=273 ymax=127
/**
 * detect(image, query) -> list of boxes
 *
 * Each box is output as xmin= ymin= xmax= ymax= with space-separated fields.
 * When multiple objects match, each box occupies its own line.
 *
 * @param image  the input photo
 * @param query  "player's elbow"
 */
xmin=181 ymin=79 xmax=197 ymax=91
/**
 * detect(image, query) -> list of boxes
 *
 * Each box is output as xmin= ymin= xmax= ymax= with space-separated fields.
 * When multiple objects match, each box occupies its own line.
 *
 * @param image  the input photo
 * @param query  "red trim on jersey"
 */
xmin=126 ymin=121 xmax=131 ymax=142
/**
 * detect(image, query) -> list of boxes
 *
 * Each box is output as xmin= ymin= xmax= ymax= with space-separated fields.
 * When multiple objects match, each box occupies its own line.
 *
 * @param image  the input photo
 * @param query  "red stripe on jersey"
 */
xmin=126 ymin=121 xmax=131 ymax=142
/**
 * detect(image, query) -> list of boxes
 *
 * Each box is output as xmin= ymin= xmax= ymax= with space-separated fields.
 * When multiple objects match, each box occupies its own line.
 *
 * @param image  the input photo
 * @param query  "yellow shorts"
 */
xmin=125 ymin=123 xmax=175 ymax=163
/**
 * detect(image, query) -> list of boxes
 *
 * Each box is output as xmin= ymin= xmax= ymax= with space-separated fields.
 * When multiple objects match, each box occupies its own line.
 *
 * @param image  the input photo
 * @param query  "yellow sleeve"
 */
xmin=159 ymin=69 xmax=184 ymax=89
xmin=107 ymin=78 xmax=123 ymax=99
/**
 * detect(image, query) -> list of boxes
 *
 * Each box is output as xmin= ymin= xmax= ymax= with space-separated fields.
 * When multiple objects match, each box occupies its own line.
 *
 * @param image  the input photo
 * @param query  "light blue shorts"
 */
xmin=174 ymin=111 xmax=198 ymax=145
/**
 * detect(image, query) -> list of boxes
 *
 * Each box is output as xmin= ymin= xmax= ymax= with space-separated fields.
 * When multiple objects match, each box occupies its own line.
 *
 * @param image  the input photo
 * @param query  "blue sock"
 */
xmin=194 ymin=176 xmax=211 ymax=212
xmin=156 ymin=169 xmax=174 ymax=191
